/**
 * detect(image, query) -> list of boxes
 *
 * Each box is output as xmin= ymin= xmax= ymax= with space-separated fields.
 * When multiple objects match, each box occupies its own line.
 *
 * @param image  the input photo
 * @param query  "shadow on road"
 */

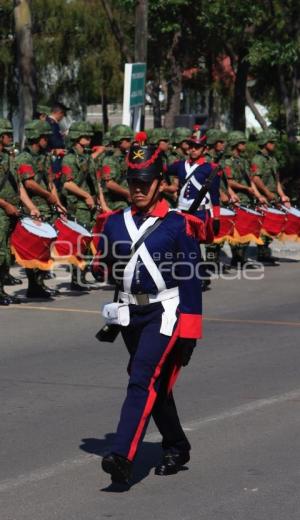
xmin=79 ymin=434 xmax=162 ymax=492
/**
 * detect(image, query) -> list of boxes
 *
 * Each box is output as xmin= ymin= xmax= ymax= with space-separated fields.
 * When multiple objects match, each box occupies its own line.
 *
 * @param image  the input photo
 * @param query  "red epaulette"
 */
xmin=196 ymin=157 xmax=207 ymax=165
xmin=176 ymin=211 xmax=206 ymax=241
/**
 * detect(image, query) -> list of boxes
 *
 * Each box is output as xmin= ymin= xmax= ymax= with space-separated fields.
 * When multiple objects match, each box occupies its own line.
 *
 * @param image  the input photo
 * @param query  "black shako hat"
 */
xmin=126 ymin=144 xmax=164 ymax=183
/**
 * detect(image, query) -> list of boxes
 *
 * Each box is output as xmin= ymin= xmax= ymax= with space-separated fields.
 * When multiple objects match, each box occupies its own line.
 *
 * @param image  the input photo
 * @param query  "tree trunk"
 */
xmin=102 ymin=91 xmax=109 ymax=132
xmin=100 ymin=0 xmax=133 ymax=63
xmin=134 ymin=0 xmax=148 ymax=130
xmin=232 ymin=50 xmax=249 ymax=131
xmin=245 ymin=87 xmax=268 ymax=129
xmin=147 ymin=78 xmax=161 ymax=128
xmin=278 ymin=65 xmax=295 ymax=139
xmin=164 ymin=30 xmax=182 ymax=129
xmin=14 ymin=0 xmax=36 ymax=147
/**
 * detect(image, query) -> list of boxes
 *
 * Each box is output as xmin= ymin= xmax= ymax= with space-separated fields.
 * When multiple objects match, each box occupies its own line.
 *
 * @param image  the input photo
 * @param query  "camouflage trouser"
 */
xmin=0 ymin=214 xmax=13 ymax=268
xmin=257 ymin=236 xmax=273 ymax=260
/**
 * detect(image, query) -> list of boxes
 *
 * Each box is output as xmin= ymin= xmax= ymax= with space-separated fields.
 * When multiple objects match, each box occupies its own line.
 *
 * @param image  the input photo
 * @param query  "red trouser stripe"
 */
xmin=127 ymin=321 xmax=180 ymax=461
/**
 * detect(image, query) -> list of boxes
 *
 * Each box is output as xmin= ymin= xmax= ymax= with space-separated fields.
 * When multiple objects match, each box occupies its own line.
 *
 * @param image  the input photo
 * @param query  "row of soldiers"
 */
xmin=0 ymin=116 xmax=291 ymax=305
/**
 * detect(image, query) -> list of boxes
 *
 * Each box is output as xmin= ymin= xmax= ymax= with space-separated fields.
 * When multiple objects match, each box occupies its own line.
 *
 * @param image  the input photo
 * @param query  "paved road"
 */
xmin=1 ymin=259 xmax=300 ymax=520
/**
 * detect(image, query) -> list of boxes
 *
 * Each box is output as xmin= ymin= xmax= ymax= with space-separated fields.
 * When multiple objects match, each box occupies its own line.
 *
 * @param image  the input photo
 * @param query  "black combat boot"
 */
xmin=0 ymin=266 xmax=21 ymax=304
xmin=155 ymin=449 xmax=190 ymax=476
xmin=102 ymin=453 xmax=133 ymax=484
xmin=70 ymin=268 xmax=90 ymax=292
xmin=3 ymin=266 xmax=23 ymax=286
xmin=26 ymin=269 xmax=52 ymax=299
xmin=36 ymin=270 xmax=60 ymax=296
xmin=0 ymin=266 xmax=10 ymax=306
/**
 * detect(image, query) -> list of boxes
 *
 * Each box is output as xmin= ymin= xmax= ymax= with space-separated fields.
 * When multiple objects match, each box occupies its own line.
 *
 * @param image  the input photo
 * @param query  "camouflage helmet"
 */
xmin=227 ymin=131 xmax=247 ymax=147
xmin=0 ymin=119 xmax=13 ymax=136
xmin=257 ymin=129 xmax=278 ymax=146
xmin=110 ymin=124 xmax=134 ymax=142
xmin=148 ymin=128 xmax=170 ymax=144
xmin=102 ymin=131 xmax=111 ymax=146
xmin=25 ymin=120 xmax=52 ymax=140
xmin=171 ymin=127 xmax=191 ymax=144
xmin=68 ymin=121 xmax=94 ymax=141
xmin=206 ymin=129 xmax=227 ymax=146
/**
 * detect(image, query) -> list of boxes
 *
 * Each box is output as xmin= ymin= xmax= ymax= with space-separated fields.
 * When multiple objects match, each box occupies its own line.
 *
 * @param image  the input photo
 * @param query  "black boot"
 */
xmin=155 ymin=450 xmax=190 ymax=476
xmin=0 ymin=272 xmax=10 ymax=305
xmin=70 ymin=268 xmax=90 ymax=292
xmin=37 ymin=270 xmax=60 ymax=296
xmin=26 ymin=269 xmax=52 ymax=299
xmin=102 ymin=453 xmax=133 ymax=484
xmin=1 ymin=266 xmax=21 ymax=304
xmin=3 ymin=267 xmax=23 ymax=286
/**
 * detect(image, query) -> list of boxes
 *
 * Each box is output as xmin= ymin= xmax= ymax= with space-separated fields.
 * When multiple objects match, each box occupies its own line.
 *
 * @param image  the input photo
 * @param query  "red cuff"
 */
xmin=61 ymin=165 xmax=73 ymax=181
xmin=18 ymin=164 xmax=34 ymax=177
xmin=213 ymin=205 xmax=220 ymax=218
xmin=178 ymin=313 xmax=202 ymax=339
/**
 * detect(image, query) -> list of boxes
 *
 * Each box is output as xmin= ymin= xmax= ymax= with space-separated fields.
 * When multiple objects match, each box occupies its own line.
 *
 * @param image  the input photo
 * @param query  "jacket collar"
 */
xmin=131 ymin=198 xmax=169 ymax=218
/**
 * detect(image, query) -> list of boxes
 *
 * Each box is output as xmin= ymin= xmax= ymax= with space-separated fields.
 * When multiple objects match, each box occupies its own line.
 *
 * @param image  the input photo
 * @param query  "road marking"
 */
xmin=1 ymin=387 xmax=300 ymax=493
xmin=2 ymin=305 xmax=300 ymax=327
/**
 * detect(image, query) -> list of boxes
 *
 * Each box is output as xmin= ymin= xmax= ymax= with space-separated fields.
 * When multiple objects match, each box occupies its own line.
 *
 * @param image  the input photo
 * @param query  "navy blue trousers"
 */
xmin=112 ymin=303 xmax=191 ymax=461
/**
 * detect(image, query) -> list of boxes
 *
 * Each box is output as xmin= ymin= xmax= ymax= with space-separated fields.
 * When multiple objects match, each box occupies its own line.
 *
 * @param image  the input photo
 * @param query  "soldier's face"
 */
xmin=189 ymin=144 xmax=203 ymax=160
xmin=2 ymin=133 xmax=13 ymax=146
xmin=237 ymin=142 xmax=246 ymax=152
xmin=128 ymin=178 xmax=165 ymax=209
xmin=181 ymin=141 xmax=190 ymax=152
xmin=159 ymin=140 xmax=169 ymax=152
xmin=215 ymin=141 xmax=225 ymax=152
xmin=266 ymin=142 xmax=275 ymax=152
xmin=119 ymin=139 xmax=132 ymax=151
xmin=39 ymin=135 xmax=48 ymax=149
xmin=79 ymin=136 xmax=91 ymax=147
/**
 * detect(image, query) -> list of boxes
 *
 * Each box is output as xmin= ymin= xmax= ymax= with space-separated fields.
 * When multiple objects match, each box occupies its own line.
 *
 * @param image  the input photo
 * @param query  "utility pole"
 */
xmin=13 ymin=0 xmax=36 ymax=146
xmin=134 ymin=0 xmax=148 ymax=129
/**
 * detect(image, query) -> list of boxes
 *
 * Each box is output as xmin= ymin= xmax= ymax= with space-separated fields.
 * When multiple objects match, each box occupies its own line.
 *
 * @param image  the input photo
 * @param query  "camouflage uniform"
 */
xmin=225 ymin=131 xmax=255 ymax=266
xmin=0 ymin=133 xmax=20 ymax=269
xmin=251 ymin=130 xmax=280 ymax=262
xmin=203 ymin=130 xmax=228 ymax=273
xmin=15 ymin=120 xmax=60 ymax=298
xmin=168 ymin=127 xmax=191 ymax=165
xmin=100 ymin=124 xmax=133 ymax=211
xmin=61 ymin=122 xmax=99 ymax=229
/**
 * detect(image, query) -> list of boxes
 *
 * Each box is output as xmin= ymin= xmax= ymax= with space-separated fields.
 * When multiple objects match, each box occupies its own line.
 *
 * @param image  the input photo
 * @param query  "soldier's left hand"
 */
xmin=176 ymin=338 xmax=197 ymax=367
xmin=212 ymin=219 xmax=220 ymax=236
xmin=30 ymin=207 xmax=40 ymax=219
xmin=281 ymin=195 xmax=291 ymax=208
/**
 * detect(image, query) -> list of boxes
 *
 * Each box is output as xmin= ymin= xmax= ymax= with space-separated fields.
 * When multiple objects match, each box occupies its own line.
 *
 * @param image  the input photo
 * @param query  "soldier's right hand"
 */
xmin=247 ymin=187 xmax=256 ymax=197
xmin=30 ymin=207 xmax=41 ymax=219
xmin=85 ymin=195 xmax=95 ymax=209
xmin=5 ymin=203 xmax=20 ymax=217
xmin=46 ymin=192 xmax=58 ymax=205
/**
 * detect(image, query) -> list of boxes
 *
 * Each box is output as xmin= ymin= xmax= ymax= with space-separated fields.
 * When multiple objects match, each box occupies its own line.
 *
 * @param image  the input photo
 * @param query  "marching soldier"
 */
xmin=61 ymin=121 xmax=102 ymax=290
xmin=100 ymin=124 xmax=133 ymax=211
xmin=96 ymin=144 xmax=203 ymax=484
xmin=168 ymin=127 xmax=191 ymax=164
xmin=0 ymin=119 xmax=40 ymax=304
xmin=165 ymin=135 xmax=221 ymax=290
xmin=204 ymin=129 xmax=239 ymax=276
xmin=251 ymin=130 xmax=291 ymax=265
xmin=148 ymin=128 xmax=170 ymax=157
xmin=15 ymin=120 xmax=65 ymax=298
xmin=225 ymin=131 xmax=267 ymax=267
